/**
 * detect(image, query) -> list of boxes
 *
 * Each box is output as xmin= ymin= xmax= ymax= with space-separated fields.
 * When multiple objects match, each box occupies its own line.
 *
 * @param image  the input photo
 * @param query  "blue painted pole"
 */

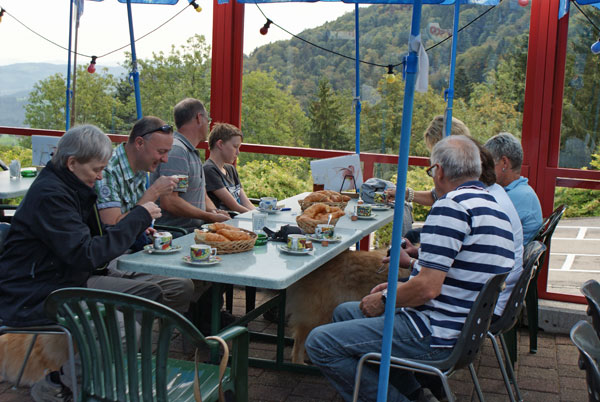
xmin=444 ymin=0 xmax=460 ymax=136
xmin=65 ymin=0 xmax=74 ymax=130
xmin=126 ymin=0 xmax=143 ymax=120
xmin=354 ymin=3 xmax=361 ymax=155
xmin=375 ymin=1 xmax=422 ymax=400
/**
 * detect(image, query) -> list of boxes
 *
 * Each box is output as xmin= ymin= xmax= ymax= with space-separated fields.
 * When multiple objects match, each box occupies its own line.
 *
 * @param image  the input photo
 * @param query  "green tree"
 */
xmin=307 ymin=78 xmax=353 ymax=150
xmin=240 ymin=70 xmax=309 ymax=150
xmin=24 ymin=66 xmax=122 ymax=132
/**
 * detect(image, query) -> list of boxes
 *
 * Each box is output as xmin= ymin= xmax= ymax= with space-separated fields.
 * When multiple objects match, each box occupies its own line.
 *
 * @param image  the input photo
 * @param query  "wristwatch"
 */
xmin=381 ymin=289 xmax=388 ymax=304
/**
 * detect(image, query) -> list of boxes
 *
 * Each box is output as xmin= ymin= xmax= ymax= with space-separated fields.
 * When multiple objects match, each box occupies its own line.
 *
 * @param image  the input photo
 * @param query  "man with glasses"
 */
xmin=94 ymin=115 xmax=195 ymax=314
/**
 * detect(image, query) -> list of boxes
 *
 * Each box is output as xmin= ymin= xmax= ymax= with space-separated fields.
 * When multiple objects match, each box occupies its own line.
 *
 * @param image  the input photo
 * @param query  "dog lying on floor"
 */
xmin=286 ymin=248 xmax=411 ymax=364
xmin=0 ymin=333 xmax=69 ymax=386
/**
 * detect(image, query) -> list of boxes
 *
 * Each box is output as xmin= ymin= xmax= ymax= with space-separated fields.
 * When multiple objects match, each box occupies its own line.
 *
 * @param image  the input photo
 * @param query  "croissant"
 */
xmin=195 ymin=230 xmax=228 ymax=243
xmin=208 ymin=222 xmax=240 ymax=232
xmin=216 ymin=229 xmax=252 ymax=241
xmin=304 ymin=192 xmax=331 ymax=203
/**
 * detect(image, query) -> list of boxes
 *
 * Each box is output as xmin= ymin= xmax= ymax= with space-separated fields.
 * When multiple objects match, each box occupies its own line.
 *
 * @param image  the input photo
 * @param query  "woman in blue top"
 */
xmin=484 ymin=132 xmax=543 ymax=244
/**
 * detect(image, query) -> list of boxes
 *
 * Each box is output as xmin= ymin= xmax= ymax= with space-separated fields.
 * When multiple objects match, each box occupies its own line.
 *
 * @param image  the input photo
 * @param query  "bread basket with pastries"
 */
xmin=298 ymin=190 xmax=351 ymax=211
xmin=295 ymin=203 xmax=346 ymax=234
xmin=194 ymin=223 xmax=257 ymax=254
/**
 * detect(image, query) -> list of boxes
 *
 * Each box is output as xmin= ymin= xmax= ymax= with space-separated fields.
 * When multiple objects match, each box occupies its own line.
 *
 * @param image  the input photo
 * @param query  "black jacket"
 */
xmin=0 ymin=161 xmax=152 ymax=326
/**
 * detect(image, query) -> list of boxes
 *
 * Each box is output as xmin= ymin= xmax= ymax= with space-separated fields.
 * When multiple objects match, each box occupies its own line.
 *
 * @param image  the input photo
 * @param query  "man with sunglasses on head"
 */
xmin=94 ymin=116 xmax=195 ymax=314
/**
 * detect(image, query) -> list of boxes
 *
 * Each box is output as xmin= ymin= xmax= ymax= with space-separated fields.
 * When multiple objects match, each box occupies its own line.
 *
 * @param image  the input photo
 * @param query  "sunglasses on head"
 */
xmin=139 ymin=124 xmax=173 ymax=138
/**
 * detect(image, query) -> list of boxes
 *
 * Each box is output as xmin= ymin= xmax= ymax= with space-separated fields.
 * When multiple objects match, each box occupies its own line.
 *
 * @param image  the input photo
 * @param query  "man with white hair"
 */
xmin=305 ymin=135 xmax=515 ymax=402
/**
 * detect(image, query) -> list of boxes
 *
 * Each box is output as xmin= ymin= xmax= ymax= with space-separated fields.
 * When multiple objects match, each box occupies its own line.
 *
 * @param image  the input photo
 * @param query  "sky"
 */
xmin=0 ymin=0 xmax=358 ymax=67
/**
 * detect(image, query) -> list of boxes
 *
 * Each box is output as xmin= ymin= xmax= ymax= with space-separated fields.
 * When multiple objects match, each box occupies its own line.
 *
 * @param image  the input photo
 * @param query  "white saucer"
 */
xmin=307 ymin=235 xmax=342 ymax=243
xmin=277 ymin=245 xmax=312 ymax=255
xmin=357 ymin=213 xmax=378 ymax=220
xmin=182 ymin=255 xmax=222 ymax=266
xmin=257 ymin=208 xmax=280 ymax=214
xmin=143 ymin=245 xmax=182 ymax=254
xmin=369 ymin=204 xmax=391 ymax=211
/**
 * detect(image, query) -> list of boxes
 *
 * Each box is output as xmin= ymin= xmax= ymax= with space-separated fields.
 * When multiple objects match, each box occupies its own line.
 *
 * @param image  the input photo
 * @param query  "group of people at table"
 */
xmin=0 ymin=96 xmax=542 ymax=402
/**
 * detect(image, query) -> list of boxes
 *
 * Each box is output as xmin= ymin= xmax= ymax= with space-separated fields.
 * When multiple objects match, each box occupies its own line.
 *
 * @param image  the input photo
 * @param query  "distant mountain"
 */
xmin=0 ymin=63 xmax=125 ymax=127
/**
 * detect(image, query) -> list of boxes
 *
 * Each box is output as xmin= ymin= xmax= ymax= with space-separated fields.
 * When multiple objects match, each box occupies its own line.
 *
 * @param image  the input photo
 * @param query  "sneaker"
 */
xmin=30 ymin=372 xmax=73 ymax=402
xmin=416 ymin=387 xmax=440 ymax=402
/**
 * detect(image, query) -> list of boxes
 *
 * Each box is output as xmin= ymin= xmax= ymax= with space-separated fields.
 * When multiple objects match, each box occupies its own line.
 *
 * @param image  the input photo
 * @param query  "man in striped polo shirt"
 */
xmin=305 ymin=135 xmax=515 ymax=402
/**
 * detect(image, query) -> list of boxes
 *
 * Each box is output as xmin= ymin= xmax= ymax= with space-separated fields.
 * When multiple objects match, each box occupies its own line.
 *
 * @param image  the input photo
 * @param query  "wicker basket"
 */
xmin=195 ymin=228 xmax=257 ymax=254
xmin=298 ymin=200 xmax=348 ymax=212
xmin=296 ymin=216 xmax=341 ymax=234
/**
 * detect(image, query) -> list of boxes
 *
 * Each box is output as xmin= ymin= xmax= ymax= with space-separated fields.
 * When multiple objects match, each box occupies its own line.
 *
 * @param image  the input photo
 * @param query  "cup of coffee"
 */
xmin=287 ymin=234 xmax=307 ymax=251
xmin=190 ymin=244 xmax=218 ymax=261
xmin=374 ymin=191 xmax=387 ymax=205
xmin=153 ymin=232 xmax=173 ymax=250
xmin=259 ymin=197 xmax=277 ymax=211
xmin=252 ymin=211 xmax=268 ymax=233
xmin=315 ymin=224 xmax=335 ymax=239
xmin=174 ymin=175 xmax=189 ymax=191
xmin=355 ymin=205 xmax=372 ymax=217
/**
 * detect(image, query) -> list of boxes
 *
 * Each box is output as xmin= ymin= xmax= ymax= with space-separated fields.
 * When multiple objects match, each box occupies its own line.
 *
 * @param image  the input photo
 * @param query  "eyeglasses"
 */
xmin=426 ymin=164 xmax=438 ymax=178
xmin=139 ymin=124 xmax=173 ymax=138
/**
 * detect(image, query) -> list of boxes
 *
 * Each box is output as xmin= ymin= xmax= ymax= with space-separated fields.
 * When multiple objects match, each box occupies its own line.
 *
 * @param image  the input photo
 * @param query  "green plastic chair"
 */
xmin=526 ymin=204 xmax=567 ymax=353
xmin=44 ymin=287 xmax=249 ymax=402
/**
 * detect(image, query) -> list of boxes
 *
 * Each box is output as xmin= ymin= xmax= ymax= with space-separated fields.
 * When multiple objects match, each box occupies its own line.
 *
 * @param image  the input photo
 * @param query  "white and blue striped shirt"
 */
xmin=402 ymin=181 xmax=515 ymax=348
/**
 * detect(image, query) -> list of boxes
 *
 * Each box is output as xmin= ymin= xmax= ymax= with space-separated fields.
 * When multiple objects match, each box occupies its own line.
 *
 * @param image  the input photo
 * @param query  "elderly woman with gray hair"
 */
xmin=0 ymin=124 xmax=162 ymax=329
xmin=484 ymin=132 xmax=542 ymax=244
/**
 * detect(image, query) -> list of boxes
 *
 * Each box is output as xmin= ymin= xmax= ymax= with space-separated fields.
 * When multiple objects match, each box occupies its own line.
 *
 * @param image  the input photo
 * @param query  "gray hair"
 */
xmin=52 ymin=125 xmax=113 ymax=168
xmin=484 ymin=132 xmax=523 ymax=172
xmin=431 ymin=135 xmax=481 ymax=182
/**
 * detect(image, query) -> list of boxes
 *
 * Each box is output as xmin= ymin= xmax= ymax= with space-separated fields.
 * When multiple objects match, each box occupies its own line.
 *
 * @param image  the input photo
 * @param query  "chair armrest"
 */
xmin=249 ymin=198 xmax=260 ymax=206
xmin=214 ymin=325 xmax=248 ymax=341
xmin=154 ymin=224 xmax=188 ymax=237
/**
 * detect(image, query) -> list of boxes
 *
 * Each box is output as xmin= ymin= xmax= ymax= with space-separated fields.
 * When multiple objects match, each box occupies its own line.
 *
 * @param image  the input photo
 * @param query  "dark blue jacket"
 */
xmin=0 ymin=161 xmax=152 ymax=326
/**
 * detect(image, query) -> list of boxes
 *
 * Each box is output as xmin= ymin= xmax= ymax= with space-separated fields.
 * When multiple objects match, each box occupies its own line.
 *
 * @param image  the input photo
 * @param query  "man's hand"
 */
xmin=208 ymin=212 xmax=229 ymax=222
xmin=400 ymin=249 xmax=415 ymax=268
xmin=370 ymin=282 xmax=388 ymax=294
xmin=403 ymin=238 xmax=419 ymax=258
xmin=141 ymin=202 xmax=162 ymax=219
xmin=150 ymin=176 xmax=178 ymax=197
xmin=359 ymin=292 xmax=386 ymax=317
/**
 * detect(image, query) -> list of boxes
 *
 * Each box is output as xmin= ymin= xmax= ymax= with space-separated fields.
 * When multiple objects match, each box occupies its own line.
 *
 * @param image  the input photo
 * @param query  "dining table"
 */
xmin=0 ymin=170 xmax=37 ymax=221
xmin=117 ymin=193 xmax=396 ymax=371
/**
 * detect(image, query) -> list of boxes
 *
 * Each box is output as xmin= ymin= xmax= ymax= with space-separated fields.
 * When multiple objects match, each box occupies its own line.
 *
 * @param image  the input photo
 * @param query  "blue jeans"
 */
xmin=305 ymin=302 xmax=451 ymax=402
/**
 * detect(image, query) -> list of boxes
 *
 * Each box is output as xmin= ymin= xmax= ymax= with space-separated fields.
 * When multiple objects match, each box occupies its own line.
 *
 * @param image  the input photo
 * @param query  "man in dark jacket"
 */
xmin=0 ymin=125 xmax=162 ymax=401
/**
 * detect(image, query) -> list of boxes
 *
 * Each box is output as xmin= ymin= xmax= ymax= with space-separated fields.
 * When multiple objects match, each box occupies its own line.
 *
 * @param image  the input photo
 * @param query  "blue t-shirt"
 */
xmin=504 ymin=177 xmax=543 ymax=244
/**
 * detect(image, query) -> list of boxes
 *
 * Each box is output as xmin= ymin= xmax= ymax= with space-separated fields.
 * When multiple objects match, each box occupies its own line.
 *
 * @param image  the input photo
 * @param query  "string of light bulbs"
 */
xmin=0 ymin=1 xmax=201 ymax=73
xmin=254 ymin=0 xmax=506 ymax=82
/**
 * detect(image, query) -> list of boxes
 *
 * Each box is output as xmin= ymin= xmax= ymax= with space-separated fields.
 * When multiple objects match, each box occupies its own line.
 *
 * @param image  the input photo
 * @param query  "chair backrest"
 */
xmin=44 ymin=287 xmax=211 ymax=402
xmin=571 ymin=320 xmax=600 ymax=402
xmin=534 ymin=204 xmax=567 ymax=258
xmin=444 ymin=272 xmax=508 ymax=370
xmin=489 ymin=241 xmax=546 ymax=335
xmin=582 ymin=280 xmax=600 ymax=337
xmin=0 ymin=222 xmax=10 ymax=254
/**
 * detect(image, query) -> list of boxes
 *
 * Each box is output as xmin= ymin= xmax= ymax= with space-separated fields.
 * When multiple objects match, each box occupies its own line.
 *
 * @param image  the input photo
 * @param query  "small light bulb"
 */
xmin=517 ymin=0 xmax=529 ymax=6
xmin=260 ymin=26 xmax=268 ymax=35
xmin=592 ymin=40 xmax=600 ymax=55
xmin=195 ymin=5 xmax=202 ymax=12
xmin=190 ymin=1 xmax=201 ymax=12
xmin=87 ymin=56 xmax=97 ymax=74
xmin=386 ymin=74 xmax=396 ymax=84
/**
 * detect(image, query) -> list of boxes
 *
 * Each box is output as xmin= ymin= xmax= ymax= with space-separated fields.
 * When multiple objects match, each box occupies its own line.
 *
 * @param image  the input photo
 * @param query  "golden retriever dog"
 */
xmin=0 ymin=333 xmax=69 ymax=386
xmin=286 ymin=249 xmax=411 ymax=364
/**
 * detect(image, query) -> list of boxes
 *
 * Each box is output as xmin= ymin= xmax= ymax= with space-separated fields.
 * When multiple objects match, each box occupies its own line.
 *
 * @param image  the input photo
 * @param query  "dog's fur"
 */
xmin=286 ymin=249 xmax=410 ymax=364
xmin=0 ymin=334 xmax=69 ymax=385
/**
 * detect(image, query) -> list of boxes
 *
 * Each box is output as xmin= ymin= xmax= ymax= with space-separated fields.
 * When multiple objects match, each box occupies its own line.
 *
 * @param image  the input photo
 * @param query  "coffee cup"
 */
xmin=259 ymin=197 xmax=277 ymax=211
xmin=355 ymin=205 xmax=372 ymax=217
xmin=315 ymin=224 xmax=335 ymax=239
xmin=287 ymin=234 xmax=307 ymax=251
xmin=174 ymin=175 xmax=189 ymax=191
xmin=190 ymin=244 xmax=218 ymax=261
xmin=374 ymin=191 xmax=387 ymax=205
xmin=153 ymin=232 xmax=173 ymax=250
